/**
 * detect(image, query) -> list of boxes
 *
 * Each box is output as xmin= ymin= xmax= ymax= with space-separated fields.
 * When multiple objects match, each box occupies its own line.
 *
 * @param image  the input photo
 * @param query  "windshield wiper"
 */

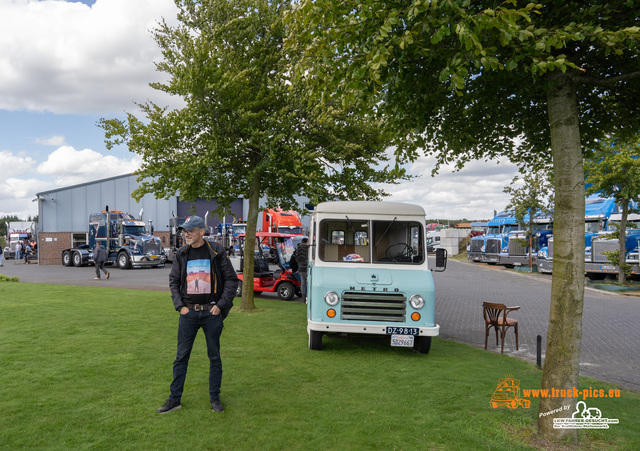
xmin=374 ymin=217 xmax=397 ymax=248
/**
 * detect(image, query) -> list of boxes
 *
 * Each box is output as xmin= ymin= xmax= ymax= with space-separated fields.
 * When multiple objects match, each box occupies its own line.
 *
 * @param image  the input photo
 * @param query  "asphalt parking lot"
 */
xmin=2 ymin=257 xmax=639 ymax=392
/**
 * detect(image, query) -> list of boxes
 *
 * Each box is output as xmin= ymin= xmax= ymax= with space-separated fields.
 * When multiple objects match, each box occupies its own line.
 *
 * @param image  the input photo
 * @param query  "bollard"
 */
xmin=537 ymin=335 xmax=542 ymax=369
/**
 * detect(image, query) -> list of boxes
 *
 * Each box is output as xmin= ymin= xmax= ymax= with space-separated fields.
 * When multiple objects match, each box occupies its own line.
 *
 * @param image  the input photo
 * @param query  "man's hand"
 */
xmin=210 ymin=305 xmax=221 ymax=316
xmin=180 ymin=307 xmax=189 ymax=315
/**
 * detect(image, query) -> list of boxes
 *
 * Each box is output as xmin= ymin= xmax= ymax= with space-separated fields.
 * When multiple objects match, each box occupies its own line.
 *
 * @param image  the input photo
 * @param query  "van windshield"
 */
xmin=318 ymin=219 xmax=424 ymax=264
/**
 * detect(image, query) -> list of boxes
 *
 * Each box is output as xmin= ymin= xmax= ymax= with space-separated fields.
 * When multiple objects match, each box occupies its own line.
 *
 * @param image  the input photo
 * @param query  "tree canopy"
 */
xmin=287 ymin=0 xmax=640 ymax=441
xmin=100 ymin=0 xmax=407 ymax=309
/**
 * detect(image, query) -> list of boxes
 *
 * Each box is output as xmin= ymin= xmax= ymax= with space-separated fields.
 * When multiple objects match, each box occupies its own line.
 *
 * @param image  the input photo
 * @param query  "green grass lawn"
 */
xmin=0 ymin=283 xmax=638 ymax=450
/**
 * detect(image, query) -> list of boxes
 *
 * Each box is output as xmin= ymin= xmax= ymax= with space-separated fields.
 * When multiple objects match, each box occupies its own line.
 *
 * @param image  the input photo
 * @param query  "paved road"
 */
xmin=2 ymin=258 xmax=638 ymax=391
xmin=433 ymin=259 xmax=640 ymax=392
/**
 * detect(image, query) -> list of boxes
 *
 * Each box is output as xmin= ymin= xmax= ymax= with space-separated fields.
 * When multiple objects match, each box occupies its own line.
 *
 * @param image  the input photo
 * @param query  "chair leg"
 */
xmin=500 ymin=327 xmax=506 ymax=353
xmin=495 ymin=328 xmax=499 ymax=346
xmin=514 ymin=323 xmax=519 ymax=350
xmin=485 ymin=328 xmax=489 ymax=350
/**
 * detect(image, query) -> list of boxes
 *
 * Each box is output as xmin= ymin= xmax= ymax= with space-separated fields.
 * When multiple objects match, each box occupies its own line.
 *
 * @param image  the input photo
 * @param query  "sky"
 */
xmin=0 ymin=0 xmax=521 ymax=222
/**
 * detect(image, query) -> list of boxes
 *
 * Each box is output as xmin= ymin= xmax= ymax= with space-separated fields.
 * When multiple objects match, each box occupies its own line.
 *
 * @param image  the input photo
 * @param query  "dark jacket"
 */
xmin=169 ymin=240 xmax=239 ymax=319
xmin=94 ymin=244 xmax=107 ymax=263
xmin=294 ymin=243 xmax=309 ymax=272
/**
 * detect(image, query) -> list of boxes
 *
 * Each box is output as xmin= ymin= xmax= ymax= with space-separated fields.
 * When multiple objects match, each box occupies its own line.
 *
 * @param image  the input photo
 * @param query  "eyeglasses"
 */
xmin=183 ymin=229 xmax=201 ymax=235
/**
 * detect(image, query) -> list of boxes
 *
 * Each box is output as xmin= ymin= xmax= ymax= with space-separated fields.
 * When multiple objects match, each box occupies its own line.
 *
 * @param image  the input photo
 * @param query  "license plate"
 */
xmin=391 ymin=335 xmax=414 ymax=347
xmin=150 ymin=255 xmax=158 ymax=259
xmin=386 ymin=327 xmax=419 ymax=335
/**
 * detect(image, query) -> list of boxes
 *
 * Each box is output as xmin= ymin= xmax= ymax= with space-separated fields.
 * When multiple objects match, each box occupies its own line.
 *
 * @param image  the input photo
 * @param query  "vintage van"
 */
xmin=307 ymin=201 xmax=446 ymax=353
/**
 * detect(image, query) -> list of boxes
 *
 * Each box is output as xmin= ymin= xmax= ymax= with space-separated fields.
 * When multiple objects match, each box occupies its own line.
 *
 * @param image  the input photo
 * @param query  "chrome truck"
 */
xmin=62 ymin=207 xmax=166 ymax=269
xmin=307 ymin=201 xmax=447 ymax=354
xmin=538 ymin=195 xmax=617 ymax=274
xmin=482 ymin=212 xmax=520 ymax=265
xmin=497 ymin=215 xmax=552 ymax=268
xmin=467 ymin=212 xmax=508 ymax=262
xmin=585 ymin=213 xmax=640 ymax=280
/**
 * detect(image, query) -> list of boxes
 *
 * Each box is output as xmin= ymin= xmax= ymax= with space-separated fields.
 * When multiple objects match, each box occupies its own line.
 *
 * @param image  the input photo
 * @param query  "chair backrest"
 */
xmin=483 ymin=302 xmax=507 ymax=325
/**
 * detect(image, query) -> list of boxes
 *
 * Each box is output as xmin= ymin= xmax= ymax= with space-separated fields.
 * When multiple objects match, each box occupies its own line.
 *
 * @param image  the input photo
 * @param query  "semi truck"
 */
xmin=62 ymin=207 xmax=166 ymax=269
xmin=306 ymin=201 xmax=447 ymax=354
xmin=584 ymin=213 xmax=640 ymax=280
xmin=538 ymin=195 xmax=617 ymax=274
xmin=261 ymin=209 xmax=303 ymax=235
xmin=467 ymin=213 xmax=508 ymax=262
xmin=4 ymin=221 xmax=37 ymax=260
xmin=497 ymin=214 xmax=553 ymax=268
xmin=481 ymin=212 xmax=521 ymax=264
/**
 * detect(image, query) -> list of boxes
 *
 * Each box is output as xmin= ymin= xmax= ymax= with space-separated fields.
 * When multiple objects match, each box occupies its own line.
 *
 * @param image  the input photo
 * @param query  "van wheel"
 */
xmin=413 ymin=336 xmax=432 ymax=354
xmin=62 ymin=251 xmax=72 ymax=267
xmin=117 ymin=252 xmax=131 ymax=269
xmin=73 ymin=252 xmax=83 ymax=267
xmin=277 ymin=282 xmax=295 ymax=300
xmin=309 ymin=330 xmax=323 ymax=350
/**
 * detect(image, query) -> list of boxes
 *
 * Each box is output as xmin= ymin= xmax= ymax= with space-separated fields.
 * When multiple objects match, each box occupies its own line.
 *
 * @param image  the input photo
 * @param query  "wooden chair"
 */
xmin=482 ymin=302 xmax=520 ymax=353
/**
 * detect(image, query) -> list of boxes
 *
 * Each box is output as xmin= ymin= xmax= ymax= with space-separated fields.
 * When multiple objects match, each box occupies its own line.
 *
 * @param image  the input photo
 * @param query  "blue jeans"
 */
xmin=169 ymin=309 xmax=224 ymax=402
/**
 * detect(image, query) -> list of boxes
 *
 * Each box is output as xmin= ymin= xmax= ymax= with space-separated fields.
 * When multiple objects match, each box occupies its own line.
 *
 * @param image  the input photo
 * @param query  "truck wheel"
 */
xmin=413 ymin=336 xmax=432 ymax=354
xmin=117 ymin=252 xmax=131 ymax=269
xmin=236 ymin=283 xmax=242 ymax=297
xmin=309 ymin=330 xmax=323 ymax=350
xmin=277 ymin=282 xmax=295 ymax=301
xmin=62 ymin=251 xmax=72 ymax=267
xmin=73 ymin=252 xmax=83 ymax=267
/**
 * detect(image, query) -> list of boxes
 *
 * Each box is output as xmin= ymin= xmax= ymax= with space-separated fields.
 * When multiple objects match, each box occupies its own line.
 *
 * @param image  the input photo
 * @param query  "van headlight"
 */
xmin=324 ymin=291 xmax=339 ymax=306
xmin=409 ymin=295 xmax=425 ymax=309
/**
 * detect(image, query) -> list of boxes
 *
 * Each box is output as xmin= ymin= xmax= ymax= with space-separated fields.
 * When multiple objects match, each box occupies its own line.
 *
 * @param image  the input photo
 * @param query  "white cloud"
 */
xmin=383 ymin=156 xmax=521 ymax=220
xmin=36 ymin=145 xmax=142 ymax=186
xmin=35 ymin=135 xmax=67 ymax=146
xmin=0 ymin=177 xmax=54 ymax=219
xmin=0 ymin=0 xmax=180 ymax=114
xmin=0 ymin=150 xmax=37 ymax=175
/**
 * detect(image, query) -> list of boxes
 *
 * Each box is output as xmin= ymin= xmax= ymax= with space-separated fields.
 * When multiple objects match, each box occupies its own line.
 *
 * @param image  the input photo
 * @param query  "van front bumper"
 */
xmin=308 ymin=319 xmax=439 ymax=337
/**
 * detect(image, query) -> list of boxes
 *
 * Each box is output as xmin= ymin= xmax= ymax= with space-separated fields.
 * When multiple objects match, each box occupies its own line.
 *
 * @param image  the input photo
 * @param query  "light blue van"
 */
xmin=307 ymin=201 xmax=447 ymax=354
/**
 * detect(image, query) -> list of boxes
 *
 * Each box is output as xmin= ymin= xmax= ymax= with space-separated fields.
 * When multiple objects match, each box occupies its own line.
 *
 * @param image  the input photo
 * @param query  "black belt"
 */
xmin=186 ymin=304 xmax=213 ymax=311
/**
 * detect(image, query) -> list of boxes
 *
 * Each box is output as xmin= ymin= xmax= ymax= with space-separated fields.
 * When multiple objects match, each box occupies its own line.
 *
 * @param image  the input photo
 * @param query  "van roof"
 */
xmin=314 ymin=201 xmax=425 ymax=217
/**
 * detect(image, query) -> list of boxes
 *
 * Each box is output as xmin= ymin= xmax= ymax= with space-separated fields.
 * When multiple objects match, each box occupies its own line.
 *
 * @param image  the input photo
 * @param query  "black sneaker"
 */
xmin=157 ymin=399 xmax=181 ymax=414
xmin=211 ymin=399 xmax=224 ymax=412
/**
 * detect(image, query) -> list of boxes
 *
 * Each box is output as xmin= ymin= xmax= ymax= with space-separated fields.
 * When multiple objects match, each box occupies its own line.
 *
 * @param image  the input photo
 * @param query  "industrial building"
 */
xmin=34 ymin=173 xmax=309 ymax=265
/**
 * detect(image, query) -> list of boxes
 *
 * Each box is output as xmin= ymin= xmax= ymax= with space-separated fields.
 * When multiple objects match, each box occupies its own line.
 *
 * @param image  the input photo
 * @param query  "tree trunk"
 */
xmin=240 ymin=171 xmax=262 ymax=310
xmin=618 ymin=200 xmax=628 ymax=284
xmin=538 ymin=72 xmax=585 ymax=441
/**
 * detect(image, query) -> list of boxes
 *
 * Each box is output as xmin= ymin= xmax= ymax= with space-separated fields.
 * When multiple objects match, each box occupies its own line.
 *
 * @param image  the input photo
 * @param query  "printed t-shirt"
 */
xmin=184 ymin=244 xmax=213 ymax=305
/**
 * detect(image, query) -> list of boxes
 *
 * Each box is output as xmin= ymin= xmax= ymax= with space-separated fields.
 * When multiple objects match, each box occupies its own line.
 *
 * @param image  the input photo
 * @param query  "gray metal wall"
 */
xmin=37 ymin=174 xmax=177 ymax=233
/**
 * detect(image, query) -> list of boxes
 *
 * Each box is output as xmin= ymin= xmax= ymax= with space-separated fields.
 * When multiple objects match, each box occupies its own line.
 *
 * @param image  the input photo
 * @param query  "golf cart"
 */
xmin=235 ymin=232 xmax=302 ymax=301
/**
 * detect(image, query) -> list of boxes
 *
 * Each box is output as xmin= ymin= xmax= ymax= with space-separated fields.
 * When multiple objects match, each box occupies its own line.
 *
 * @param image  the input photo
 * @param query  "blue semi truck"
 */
xmin=537 ymin=195 xmax=618 ymax=274
xmin=584 ymin=213 xmax=640 ymax=280
xmin=467 ymin=212 xmax=511 ymax=263
xmin=62 ymin=208 xmax=166 ymax=269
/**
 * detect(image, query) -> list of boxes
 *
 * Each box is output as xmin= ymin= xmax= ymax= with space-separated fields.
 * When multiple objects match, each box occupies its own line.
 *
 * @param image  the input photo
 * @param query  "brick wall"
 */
xmin=38 ymin=233 xmax=72 ymax=265
xmin=154 ymin=231 xmax=170 ymax=248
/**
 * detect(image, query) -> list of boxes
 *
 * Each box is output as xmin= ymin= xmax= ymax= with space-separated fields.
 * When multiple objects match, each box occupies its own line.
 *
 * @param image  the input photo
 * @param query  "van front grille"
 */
xmin=340 ymin=292 xmax=406 ymax=322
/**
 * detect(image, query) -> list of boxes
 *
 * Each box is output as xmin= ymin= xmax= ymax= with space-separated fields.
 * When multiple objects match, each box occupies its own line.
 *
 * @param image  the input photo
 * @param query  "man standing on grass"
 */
xmin=157 ymin=215 xmax=239 ymax=414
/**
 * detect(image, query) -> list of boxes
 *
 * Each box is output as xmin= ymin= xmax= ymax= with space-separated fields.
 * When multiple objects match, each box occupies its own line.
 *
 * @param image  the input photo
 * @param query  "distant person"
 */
xmin=93 ymin=243 xmax=110 ymax=280
xmin=157 ymin=215 xmax=239 ymax=415
xmin=0 ymin=246 xmax=4 ymax=267
xmin=15 ymin=241 xmax=23 ymax=263
xmin=294 ymin=237 xmax=309 ymax=301
xmin=24 ymin=242 xmax=31 ymax=264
